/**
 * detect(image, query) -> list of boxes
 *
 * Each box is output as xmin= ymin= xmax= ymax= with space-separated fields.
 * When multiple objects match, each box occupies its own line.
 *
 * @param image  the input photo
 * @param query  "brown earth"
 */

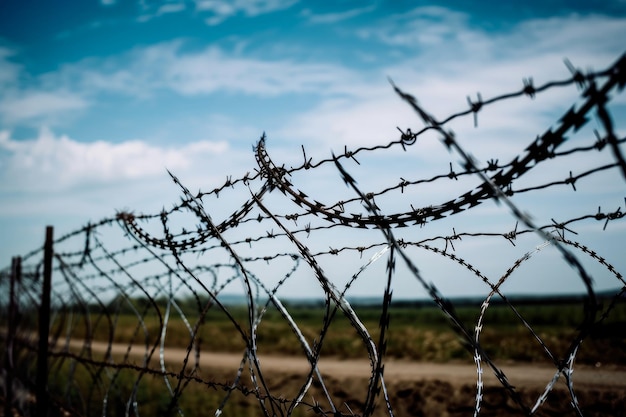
xmin=64 ymin=340 xmax=626 ymax=416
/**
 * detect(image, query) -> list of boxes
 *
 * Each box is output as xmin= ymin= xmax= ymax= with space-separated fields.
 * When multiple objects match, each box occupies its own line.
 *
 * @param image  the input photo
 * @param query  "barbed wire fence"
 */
xmin=1 ymin=52 xmax=626 ymax=416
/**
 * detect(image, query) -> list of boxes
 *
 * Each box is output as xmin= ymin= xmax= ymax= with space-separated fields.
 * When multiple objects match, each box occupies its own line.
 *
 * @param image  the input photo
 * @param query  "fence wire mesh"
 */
xmin=1 ymin=52 xmax=626 ymax=416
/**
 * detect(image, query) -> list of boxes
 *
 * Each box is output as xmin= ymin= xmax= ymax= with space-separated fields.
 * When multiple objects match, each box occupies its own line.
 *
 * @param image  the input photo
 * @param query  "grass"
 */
xmin=5 ymin=345 xmax=311 ymax=417
xmin=45 ymin=363 xmax=287 ymax=417
xmin=4 ymin=297 xmax=624 ymax=416
xmin=46 ymin=296 xmax=626 ymax=365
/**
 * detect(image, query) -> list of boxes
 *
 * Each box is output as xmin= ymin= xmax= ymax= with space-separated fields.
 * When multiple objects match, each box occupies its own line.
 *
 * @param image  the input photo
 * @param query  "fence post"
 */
xmin=36 ymin=226 xmax=53 ymax=416
xmin=4 ymin=256 xmax=20 ymax=417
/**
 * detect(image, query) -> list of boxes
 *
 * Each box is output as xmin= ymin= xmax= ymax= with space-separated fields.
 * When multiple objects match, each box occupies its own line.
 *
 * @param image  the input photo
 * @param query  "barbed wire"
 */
xmin=1 ymin=52 xmax=625 ymax=417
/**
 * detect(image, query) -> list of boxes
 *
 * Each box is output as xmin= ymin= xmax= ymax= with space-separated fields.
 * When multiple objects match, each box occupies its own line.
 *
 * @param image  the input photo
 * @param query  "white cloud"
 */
xmin=276 ymin=92 xmax=421 ymax=154
xmin=0 ymin=31 xmax=357 ymax=131
xmin=163 ymin=47 xmax=359 ymax=96
xmin=358 ymin=8 xmax=626 ymax=67
xmin=196 ymin=1 xmax=236 ymax=25
xmin=2 ymin=10 xmax=624 ymax=186
xmin=356 ymin=6 xmax=472 ymax=47
xmin=157 ymin=2 xmax=187 ymax=15
xmin=137 ymin=0 xmax=298 ymax=24
xmin=0 ymin=46 xmax=90 ymax=126
xmin=49 ymin=41 xmax=362 ymax=99
xmin=195 ymin=0 xmax=298 ymax=17
xmin=508 ymin=14 xmax=626 ymax=59
xmin=277 ymin=12 xmax=626 ymax=154
xmin=300 ymin=5 xmax=375 ymax=24
xmin=0 ymin=128 xmax=229 ymax=192
xmin=0 ymin=47 xmax=21 ymax=88
xmin=0 ymin=91 xmax=88 ymax=124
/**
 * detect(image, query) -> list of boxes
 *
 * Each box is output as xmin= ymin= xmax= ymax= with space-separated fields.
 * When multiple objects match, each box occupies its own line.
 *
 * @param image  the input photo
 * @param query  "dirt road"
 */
xmin=8 ymin=329 xmax=625 ymax=416
xmin=54 ymin=339 xmax=626 ymax=416
xmin=71 ymin=339 xmax=625 ymax=389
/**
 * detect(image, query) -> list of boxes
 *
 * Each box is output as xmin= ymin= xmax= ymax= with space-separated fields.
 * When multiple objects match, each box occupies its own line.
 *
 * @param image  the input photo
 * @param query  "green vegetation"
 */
xmin=49 ymin=295 xmax=626 ymax=365
xmin=7 ymin=347 xmax=309 ymax=417
xmin=42 ymin=361 xmax=303 ymax=417
xmin=4 ymin=295 xmax=624 ymax=416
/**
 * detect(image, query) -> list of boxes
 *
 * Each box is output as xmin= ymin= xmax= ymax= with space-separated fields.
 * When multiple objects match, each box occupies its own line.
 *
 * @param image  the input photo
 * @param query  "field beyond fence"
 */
xmin=2 ymin=53 xmax=626 ymax=416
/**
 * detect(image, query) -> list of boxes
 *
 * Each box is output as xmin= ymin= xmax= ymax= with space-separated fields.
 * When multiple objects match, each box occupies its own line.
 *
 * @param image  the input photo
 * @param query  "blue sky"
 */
xmin=1 ymin=0 xmax=625 ymax=299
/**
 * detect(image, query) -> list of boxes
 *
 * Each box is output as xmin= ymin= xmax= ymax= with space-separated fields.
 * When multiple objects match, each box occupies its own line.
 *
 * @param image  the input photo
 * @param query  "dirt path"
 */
xmin=64 ymin=339 xmax=626 ymax=390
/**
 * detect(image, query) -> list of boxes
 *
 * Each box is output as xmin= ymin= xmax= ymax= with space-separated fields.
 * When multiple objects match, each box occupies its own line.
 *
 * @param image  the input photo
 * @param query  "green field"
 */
xmin=50 ymin=295 xmax=626 ymax=365
xmin=4 ymin=296 xmax=625 ymax=416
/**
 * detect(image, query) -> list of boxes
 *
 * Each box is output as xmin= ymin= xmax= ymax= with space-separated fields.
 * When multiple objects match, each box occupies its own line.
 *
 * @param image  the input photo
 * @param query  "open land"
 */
xmin=56 ymin=338 xmax=626 ymax=417
xmin=6 ymin=300 xmax=626 ymax=416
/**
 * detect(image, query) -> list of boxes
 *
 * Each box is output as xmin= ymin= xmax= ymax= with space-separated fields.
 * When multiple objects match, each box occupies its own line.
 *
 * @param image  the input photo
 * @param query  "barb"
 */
xmin=1 ymin=53 xmax=625 ymax=417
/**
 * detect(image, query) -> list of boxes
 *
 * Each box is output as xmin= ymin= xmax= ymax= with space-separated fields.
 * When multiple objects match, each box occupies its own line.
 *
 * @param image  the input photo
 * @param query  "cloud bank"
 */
xmin=0 ymin=128 xmax=228 ymax=192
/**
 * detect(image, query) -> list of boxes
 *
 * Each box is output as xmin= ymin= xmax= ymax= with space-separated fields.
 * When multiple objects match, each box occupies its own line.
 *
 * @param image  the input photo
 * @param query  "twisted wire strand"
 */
xmin=0 ymin=53 xmax=625 ymax=417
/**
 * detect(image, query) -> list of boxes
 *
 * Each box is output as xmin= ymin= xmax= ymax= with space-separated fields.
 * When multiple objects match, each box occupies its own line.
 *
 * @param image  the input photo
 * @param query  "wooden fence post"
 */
xmin=4 ymin=256 xmax=20 ymax=417
xmin=36 ymin=226 xmax=53 ymax=416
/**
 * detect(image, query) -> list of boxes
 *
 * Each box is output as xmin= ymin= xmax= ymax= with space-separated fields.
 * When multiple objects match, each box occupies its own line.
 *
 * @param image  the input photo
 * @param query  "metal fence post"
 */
xmin=36 ymin=226 xmax=53 ymax=416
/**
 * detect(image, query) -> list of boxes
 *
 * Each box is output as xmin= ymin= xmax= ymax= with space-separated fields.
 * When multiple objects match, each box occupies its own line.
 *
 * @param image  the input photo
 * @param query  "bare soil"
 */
xmin=75 ymin=340 xmax=626 ymax=416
